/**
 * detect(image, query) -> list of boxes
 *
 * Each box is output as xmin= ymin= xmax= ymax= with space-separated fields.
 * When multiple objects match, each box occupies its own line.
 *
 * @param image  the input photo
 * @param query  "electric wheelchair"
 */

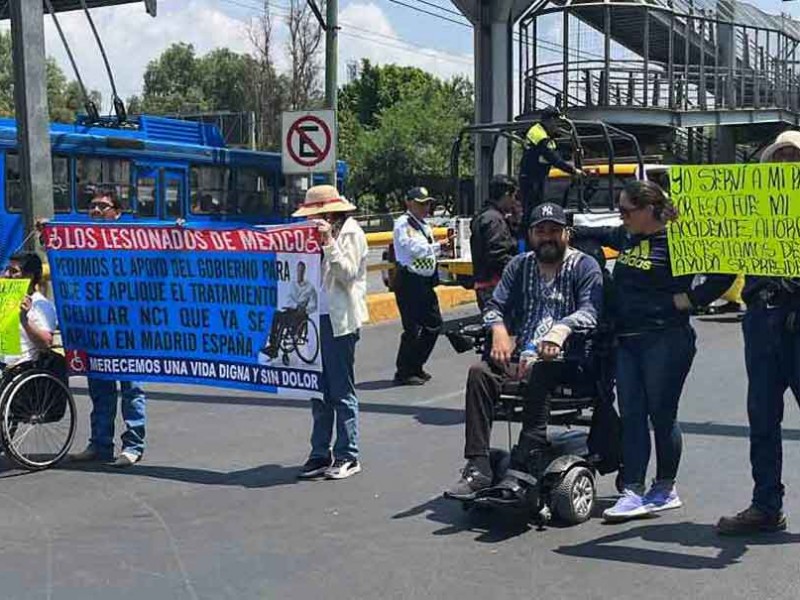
xmin=443 ymin=243 xmax=623 ymax=526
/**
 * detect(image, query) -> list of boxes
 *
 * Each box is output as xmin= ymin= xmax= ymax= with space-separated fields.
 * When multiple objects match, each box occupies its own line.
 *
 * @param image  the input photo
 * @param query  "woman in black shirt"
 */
xmin=573 ymin=179 xmax=733 ymax=522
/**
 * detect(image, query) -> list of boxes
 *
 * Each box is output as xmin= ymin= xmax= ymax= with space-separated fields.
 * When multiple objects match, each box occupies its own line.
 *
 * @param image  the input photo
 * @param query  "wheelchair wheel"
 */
xmin=294 ymin=318 xmax=320 ymax=364
xmin=551 ymin=466 xmax=595 ymax=525
xmin=0 ymin=370 xmax=76 ymax=471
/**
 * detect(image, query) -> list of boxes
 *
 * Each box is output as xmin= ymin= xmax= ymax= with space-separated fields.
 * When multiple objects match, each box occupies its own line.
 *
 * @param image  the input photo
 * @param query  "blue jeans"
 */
xmin=87 ymin=378 xmax=147 ymax=457
xmin=616 ymin=325 xmax=697 ymax=489
xmin=743 ymin=306 xmax=800 ymax=515
xmin=310 ymin=316 xmax=360 ymax=462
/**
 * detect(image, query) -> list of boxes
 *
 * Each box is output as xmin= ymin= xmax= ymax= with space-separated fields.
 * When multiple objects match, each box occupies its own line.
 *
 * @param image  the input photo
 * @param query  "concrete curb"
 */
xmin=367 ymin=286 xmax=477 ymax=324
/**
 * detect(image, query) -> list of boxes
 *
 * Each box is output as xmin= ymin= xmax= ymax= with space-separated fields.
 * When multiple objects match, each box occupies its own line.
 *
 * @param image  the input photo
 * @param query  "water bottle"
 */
xmin=519 ymin=339 xmax=538 ymax=377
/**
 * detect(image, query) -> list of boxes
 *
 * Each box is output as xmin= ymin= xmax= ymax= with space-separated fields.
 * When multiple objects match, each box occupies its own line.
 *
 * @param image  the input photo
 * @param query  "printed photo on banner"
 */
xmin=43 ymin=223 xmax=324 ymax=397
xmin=256 ymin=253 xmax=321 ymax=371
xmin=667 ymin=163 xmax=800 ymax=277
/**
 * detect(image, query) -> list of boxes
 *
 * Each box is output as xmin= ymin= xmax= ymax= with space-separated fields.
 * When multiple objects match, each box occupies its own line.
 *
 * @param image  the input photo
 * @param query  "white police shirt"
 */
xmin=392 ymin=212 xmax=441 ymax=277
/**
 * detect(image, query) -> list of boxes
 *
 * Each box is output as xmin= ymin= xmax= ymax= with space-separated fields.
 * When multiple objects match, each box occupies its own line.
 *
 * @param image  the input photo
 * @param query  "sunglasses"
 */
xmin=90 ymin=202 xmax=115 ymax=212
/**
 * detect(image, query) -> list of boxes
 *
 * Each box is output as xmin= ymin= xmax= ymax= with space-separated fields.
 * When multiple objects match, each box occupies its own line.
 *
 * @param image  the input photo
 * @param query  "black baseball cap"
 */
xmin=529 ymin=202 xmax=567 ymax=227
xmin=406 ymin=187 xmax=434 ymax=203
xmin=541 ymin=107 xmax=561 ymax=121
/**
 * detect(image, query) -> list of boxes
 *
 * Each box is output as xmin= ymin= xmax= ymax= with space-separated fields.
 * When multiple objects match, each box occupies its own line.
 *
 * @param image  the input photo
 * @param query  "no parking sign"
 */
xmin=282 ymin=110 xmax=336 ymax=174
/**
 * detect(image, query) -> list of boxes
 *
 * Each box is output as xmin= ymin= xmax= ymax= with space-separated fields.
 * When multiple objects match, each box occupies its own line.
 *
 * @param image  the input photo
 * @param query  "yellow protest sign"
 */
xmin=668 ymin=164 xmax=800 ymax=277
xmin=0 ymin=279 xmax=31 ymax=356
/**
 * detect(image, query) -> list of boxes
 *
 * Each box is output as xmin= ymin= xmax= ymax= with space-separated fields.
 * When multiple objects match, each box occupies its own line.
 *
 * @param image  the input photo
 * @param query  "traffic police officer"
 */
xmin=518 ymin=107 xmax=584 ymax=229
xmin=392 ymin=187 xmax=445 ymax=386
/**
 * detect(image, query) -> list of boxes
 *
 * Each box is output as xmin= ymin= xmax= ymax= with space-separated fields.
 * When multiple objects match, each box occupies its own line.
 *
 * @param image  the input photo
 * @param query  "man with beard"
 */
xmin=445 ymin=203 xmax=603 ymax=501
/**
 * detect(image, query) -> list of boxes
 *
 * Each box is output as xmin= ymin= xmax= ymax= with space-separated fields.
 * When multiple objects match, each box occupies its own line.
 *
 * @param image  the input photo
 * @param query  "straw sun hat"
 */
xmin=292 ymin=185 xmax=357 ymax=217
xmin=761 ymin=130 xmax=800 ymax=163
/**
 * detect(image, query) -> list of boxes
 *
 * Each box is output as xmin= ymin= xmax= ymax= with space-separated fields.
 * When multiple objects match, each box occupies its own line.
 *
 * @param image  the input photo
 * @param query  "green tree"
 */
xmin=140 ymin=42 xmax=208 ymax=114
xmin=337 ymin=61 xmax=474 ymax=211
xmin=0 ymin=30 xmax=101 ymax=123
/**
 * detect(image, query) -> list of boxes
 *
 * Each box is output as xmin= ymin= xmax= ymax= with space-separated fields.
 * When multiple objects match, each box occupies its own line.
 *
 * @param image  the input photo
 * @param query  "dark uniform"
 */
xmin=738 ymin=277 xmax=800 ymax=518
xmin=469 ymin=200 xmax=517 ymax=311
xmin=518 ymin=117 xmax=578 ymax=229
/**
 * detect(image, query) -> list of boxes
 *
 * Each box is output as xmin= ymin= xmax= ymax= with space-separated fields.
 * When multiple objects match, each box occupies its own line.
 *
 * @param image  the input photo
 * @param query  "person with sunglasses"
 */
xmin=0 ymin=252 xmax=57 ymax=368
xmin=71 ymin=188 xmax=149 ymax=468
xmin=470 ymin=175 xmax=520 ymax=311
xmin=571 ymin=179 xmax=734 ymax=522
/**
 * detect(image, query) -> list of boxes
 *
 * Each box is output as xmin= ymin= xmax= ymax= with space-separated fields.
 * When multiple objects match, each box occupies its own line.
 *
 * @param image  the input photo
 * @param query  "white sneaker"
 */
xmin=325 ymin=459 xmax=361 ymax=480
xmin=112 ymin=450 xmax=142 ymax=468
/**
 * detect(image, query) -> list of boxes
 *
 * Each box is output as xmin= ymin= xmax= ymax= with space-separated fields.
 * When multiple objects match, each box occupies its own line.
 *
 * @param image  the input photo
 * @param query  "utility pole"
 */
xmin=305 ymin=0 xmax=338 ymax=186
xmin=325 ymin=0 xmax=338 ymax=186
xmin=10 ymin=0 xmax=54 ymax=249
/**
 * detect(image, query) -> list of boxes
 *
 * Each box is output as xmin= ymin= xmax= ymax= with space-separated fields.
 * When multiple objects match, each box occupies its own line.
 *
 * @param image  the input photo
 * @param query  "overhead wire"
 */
xmin=42 ymin=0 xmax=100 ymax=122
xmin=220 ymin=0 xmax=474 ymax=66
xmin=78 ymin=0 xmax=127 ymax=121
xmin=224 ymin=0 xmax=606 ymax=63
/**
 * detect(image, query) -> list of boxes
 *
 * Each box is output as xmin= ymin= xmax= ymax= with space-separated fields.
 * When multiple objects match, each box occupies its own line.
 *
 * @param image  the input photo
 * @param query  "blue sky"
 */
xmin=2 ymin=0 xmax=799 ymax=109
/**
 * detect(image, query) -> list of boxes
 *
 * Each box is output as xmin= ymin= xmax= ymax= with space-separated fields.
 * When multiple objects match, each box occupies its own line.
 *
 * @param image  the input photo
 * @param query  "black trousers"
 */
xmin=464 ymin=359 xmax=574 ymax=468
xmin=264 ymin=308 xmax=304 ymax=357
xmin=519 ymin=176 xmax=546 ymax=231
xmin=394 ymin=268 xmax=442 ymax=377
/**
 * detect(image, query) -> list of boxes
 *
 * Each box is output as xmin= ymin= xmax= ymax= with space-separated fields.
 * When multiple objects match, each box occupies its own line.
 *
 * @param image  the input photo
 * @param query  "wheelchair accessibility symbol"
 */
xmin=67 ymin=350 xmax=87 ymax=373
xmin=46 ymin=230 xmax=63 ymax=250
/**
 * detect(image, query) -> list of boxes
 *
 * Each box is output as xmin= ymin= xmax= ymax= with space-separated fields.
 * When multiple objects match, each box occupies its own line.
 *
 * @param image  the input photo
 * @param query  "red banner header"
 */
xmin=42 ymin=223 xmax=321 ymax=254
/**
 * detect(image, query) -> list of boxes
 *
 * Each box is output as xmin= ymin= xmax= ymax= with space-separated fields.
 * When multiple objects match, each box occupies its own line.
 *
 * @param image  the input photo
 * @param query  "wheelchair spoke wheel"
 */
xmin=294 ymin=317 xmax=320 ymax=364
xmin=1 ymin=370 xmax=76 ymax=471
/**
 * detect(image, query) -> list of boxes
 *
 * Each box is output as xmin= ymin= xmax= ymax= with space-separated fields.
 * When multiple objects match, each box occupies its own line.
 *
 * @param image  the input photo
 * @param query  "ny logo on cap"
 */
xmin=542 ymin=205 xmax=554 ymax=216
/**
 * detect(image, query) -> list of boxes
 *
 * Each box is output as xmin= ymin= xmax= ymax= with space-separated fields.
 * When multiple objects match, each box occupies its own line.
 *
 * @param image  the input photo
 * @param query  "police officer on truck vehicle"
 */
xmin=392 ymin=187 xmax=447 ymax=386
xmin=519 ymin=107 xmax=585 ymax=230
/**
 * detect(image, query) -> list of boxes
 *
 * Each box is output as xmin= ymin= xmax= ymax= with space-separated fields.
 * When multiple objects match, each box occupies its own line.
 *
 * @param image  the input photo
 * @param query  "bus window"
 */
xmin=165 ymin=176 xmax=182 ymax=218
xmin=234 ymin=169 xmax=273 ymax=217
xmin=136 ymin=175 xmax=157 ymax=218
xmin=53 ymin=156 xmax=70 ymax=212
xmin=190 ymin=166 xmax=231 ymax=215
xmin=76 ymin=157 xmax=132 ymax=211
xmin=6 ymin=153 xmax=71 ymax=213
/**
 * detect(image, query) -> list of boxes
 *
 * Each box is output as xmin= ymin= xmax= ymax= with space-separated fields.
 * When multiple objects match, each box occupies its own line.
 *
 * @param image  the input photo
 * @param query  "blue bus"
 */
xmin=0 ymin=114 xmax=347 ymax=265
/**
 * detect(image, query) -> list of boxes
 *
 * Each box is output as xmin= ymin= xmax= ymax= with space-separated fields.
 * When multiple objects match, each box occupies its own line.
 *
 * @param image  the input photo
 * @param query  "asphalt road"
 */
xmin=1 ymin=306 xmax=799 ymax=599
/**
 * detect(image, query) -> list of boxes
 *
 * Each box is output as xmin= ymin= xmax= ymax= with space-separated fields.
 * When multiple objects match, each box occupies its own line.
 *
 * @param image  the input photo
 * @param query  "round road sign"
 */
xmin=286 ymin=115 xmax=333 ymax=169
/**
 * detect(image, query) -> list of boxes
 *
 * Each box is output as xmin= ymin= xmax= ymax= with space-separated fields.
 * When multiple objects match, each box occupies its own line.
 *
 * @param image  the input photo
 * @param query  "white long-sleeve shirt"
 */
xmin=286 ymin=279 xmax=318 ymax=313
xmin=392 ymin=212 xmax=441 ymax=277
xmin=321 ymin=216 xmax=369 ymax=337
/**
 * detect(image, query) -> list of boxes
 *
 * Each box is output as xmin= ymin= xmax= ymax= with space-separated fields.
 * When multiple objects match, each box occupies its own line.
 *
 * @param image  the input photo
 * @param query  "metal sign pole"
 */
xmin=10 ymin=0 xmax=54 ymax=250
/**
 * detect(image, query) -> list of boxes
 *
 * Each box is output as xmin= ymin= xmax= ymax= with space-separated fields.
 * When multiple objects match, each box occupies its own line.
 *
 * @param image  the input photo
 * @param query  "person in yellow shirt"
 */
xmin=518 ymin=108 xmax=584 ymax=230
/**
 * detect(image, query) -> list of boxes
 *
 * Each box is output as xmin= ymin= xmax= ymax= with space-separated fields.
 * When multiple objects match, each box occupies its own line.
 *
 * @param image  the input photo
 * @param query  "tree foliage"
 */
xmin=0 ymin=30 xmax=101 ymax=123
xmin=133 ymin=0 xmax=324 ymax=150
xmin=338 ymin=60 xmax=474 ymax=212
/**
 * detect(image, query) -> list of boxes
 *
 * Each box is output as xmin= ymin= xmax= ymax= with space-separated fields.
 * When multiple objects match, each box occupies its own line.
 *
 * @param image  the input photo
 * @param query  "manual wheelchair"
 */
xmin=0 ymin=349 xmax=76 ymax=471
xmin=274 ymin=309 xmax=320 ymax=366
xmin=444 ymin=311 xmax=623 ymax=526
